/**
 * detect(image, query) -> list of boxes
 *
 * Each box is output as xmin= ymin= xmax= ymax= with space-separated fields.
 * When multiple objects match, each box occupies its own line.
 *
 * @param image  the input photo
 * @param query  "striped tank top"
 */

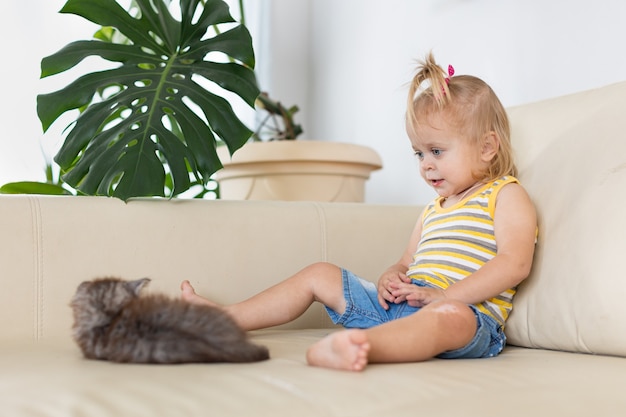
xmin=407 ymin=176 xmax=518 ymax=325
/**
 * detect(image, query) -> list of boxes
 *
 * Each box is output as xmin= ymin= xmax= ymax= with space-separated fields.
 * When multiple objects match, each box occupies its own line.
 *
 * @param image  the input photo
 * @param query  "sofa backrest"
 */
xmin=507 ymin=81 xmax=626 ymax=356
xmin=0 ymin=197 xmax=419 ymax=344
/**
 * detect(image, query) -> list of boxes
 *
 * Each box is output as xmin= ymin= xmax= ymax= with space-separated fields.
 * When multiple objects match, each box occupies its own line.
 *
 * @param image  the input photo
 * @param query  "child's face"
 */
xmin=408 ymin=113 xmax=489 ymax=201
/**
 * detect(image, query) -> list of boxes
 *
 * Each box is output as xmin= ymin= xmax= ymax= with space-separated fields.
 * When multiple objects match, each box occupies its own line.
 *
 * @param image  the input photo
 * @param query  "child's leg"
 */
xmin=181 ymin=262 xmax=346 ymax=331
xmin=306 ymin=299 xmax=477 ymax=371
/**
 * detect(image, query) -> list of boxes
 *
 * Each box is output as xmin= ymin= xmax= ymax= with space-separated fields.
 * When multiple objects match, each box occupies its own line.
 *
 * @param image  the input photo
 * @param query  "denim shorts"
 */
xmin=324 ymin=269 xmax=506 ymax=359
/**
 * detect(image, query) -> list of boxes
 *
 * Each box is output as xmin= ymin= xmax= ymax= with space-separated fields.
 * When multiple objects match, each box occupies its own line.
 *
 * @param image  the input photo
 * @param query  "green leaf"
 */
xmin=180 ymin=0 xmax=235 ymax=47
xmin=0 ymin=182 xmax=73 ymax=196
xmin=189 ymin=25 xmax=256 ymax=68
xmin=135 ymin=0 xmax=180 ymax=52
xmin=191 ymin=61 xmax=258 ymax=106
xmin=106 ymin=140 xmax=166 ymax=200
xmin=40 ymin=41 xmax=152 ymax=78
xmin=60 ymin=0 xmax=164 ymax=54
xmin=38 ymin=0 xmax=259 ymax=200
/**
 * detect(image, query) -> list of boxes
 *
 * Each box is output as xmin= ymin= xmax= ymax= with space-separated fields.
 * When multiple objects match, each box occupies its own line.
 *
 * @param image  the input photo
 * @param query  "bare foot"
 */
xmin=180 ymin=280 xmax=218 ymax=308
xmin=306 ymin=330 xmax=370 ymax=372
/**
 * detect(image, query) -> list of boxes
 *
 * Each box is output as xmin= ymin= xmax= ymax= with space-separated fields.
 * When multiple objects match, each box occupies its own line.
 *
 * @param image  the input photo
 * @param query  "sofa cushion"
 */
xmin=3 ymin=329 xmax=626 ymax=417
xmin=506 ymin=81 xmax=626 ymax=356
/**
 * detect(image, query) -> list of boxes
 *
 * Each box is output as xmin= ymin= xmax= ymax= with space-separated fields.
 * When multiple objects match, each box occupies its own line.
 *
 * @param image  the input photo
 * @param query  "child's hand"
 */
xmin=377 ymin=271 xmax=412 ymax=310
xmin=389 ymin=282 xmax=447 ymax=307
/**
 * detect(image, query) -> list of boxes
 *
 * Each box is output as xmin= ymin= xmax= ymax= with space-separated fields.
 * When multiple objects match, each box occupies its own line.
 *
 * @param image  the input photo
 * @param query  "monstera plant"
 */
xmin=34 ymin=0 xmax=258 ymax=200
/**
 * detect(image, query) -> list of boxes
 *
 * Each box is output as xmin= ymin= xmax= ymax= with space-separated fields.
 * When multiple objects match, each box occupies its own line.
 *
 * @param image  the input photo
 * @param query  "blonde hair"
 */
xmin=406 ymin=52 xmax=517 ymax=180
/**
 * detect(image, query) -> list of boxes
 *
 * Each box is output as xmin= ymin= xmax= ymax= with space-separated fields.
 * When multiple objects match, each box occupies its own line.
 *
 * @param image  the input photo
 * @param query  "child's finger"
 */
xmin=399 ymin=273 xmax=412 ymax=283
xmin=377 ymin=293 xmax=390 ymax=310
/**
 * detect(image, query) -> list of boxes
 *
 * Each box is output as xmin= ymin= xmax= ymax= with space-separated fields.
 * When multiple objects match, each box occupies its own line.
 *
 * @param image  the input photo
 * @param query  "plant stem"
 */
xmin=238 ymin=0 xmax=246 ymax=26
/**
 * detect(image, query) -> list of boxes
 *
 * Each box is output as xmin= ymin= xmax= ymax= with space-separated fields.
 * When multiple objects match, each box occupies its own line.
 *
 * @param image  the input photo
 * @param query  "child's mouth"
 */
xmin=430 ymin=179 xmax=444 ymax=187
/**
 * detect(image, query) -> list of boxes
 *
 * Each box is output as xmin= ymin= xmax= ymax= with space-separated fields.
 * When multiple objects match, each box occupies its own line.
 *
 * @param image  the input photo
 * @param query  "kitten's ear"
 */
xmin=126 ymin=278 xmax=151 ymax=296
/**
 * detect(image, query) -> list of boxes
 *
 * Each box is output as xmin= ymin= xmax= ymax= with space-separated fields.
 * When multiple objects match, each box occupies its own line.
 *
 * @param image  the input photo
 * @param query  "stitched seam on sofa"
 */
xmin=27 ymin=196 xmax=44 ymax=340
xmin=312 ymin=202 xmax=328 ymax=262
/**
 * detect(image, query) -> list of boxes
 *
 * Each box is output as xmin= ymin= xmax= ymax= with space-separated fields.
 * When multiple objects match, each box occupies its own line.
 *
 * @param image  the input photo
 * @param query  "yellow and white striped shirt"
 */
xmin=407 ymin=176 xmax=518 ymax=325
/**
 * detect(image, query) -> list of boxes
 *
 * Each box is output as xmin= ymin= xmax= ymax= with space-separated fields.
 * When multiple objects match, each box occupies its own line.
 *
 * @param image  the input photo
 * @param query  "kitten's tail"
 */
xmin=219 ymin=340 xmax=270 ymax=363
xmin=149 ymin=338 xmax=269 ymax=364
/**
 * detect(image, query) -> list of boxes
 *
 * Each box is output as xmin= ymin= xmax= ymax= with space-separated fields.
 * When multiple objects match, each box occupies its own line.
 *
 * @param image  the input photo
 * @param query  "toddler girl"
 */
xmin=181 ymin=52 xmax=537 ymax=372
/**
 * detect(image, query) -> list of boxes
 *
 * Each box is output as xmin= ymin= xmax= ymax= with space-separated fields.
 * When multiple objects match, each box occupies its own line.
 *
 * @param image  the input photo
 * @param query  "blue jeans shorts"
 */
xmin=324 ymin=269 xmax=506 ymax=359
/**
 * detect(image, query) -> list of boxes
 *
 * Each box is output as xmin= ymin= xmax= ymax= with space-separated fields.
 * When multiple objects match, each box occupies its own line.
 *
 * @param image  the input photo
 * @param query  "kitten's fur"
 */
xmin=70 ymin=277 xmax=269 ymax=364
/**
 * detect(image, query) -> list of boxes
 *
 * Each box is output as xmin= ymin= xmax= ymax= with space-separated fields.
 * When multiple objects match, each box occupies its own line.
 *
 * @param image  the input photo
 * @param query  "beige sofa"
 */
xmin=2 ymin=80 xmax=626 ymax=416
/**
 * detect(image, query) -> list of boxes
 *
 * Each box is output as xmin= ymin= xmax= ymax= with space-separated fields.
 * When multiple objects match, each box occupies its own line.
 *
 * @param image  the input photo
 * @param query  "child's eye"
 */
xmin=432 ymin=148 xmax=443 ymax=156
xmin=414 ymin=150 xmax=424 ymax=160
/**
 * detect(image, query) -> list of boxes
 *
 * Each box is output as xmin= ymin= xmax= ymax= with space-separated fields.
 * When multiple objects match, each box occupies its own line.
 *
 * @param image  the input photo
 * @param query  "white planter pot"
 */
xmin=215 ymin=141 xmax=383 ymax=202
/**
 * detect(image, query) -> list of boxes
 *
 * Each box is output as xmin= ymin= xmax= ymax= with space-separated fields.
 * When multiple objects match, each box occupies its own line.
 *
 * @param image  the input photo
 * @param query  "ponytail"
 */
xmin=406 ymin=52 xmax=451 ymax=136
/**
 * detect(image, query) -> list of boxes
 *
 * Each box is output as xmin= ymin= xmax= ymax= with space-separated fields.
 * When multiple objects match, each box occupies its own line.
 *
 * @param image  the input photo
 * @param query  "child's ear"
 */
xmin=480 ymin=132 xmax=499 ymax=162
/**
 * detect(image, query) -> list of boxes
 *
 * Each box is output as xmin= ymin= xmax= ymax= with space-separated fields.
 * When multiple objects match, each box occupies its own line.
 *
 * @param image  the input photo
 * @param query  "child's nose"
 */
xmin=421 ymin=155 xmax=435 ymax=170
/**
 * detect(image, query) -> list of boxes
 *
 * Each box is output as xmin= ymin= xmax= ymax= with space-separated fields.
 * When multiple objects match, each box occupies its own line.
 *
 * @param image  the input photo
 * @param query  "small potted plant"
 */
xmin=214 ymin=2 xmax=382 ymax=202
xmin=215 ymin=91 xmax=383 ymax=202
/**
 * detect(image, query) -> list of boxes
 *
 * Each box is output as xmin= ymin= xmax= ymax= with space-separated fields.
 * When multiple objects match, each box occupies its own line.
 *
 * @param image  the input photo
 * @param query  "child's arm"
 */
xmin=377 ymin=212 xmax=425 ymax=310
xmin=390 ymin=183 xmax=537 ymax=306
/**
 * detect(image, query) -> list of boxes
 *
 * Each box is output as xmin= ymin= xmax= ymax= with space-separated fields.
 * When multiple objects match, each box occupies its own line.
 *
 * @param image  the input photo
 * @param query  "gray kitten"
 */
xmin=70 ymin=277 xmax=269 ymax=364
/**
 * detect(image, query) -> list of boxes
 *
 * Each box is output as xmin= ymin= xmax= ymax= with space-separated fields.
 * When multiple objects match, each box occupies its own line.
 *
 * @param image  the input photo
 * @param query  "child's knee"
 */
xmin=429 ymin=299 xmax=466 ymax=313
xmin=427 ymin=300 xmax=476 ymax=329
xmin=307 ymin=262 xmax=341 ymax=276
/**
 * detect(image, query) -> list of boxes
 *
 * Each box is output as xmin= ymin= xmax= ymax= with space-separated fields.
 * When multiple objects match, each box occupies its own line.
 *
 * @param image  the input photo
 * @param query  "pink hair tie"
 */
xmin=445 ymin=65 xmax=455 ymax=84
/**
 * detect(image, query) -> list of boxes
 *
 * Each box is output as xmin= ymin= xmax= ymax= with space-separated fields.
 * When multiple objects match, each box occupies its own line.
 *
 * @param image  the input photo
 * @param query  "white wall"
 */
xmin=2 ymin=0 xmax=626 ymax=205
xmin=263 ymin=0 xmax=626 ymax=205
xmin=0 ymin=1 xmax=101 ymax=185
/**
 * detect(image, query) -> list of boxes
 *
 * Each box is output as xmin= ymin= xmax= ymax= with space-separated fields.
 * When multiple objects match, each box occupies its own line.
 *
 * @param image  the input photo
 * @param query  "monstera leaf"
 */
xmin=37 ymin=0 xmax=258 ymax=200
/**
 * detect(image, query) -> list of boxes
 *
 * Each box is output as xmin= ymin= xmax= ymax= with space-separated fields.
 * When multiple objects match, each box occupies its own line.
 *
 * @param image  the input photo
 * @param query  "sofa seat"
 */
xmin=3 ymin=329 xmax=626 ymax=417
